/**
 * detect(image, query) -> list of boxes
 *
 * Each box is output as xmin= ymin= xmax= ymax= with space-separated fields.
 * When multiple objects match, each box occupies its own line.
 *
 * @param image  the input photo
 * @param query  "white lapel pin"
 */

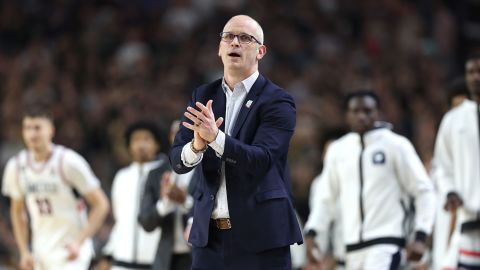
xmin=245 ymin=100 xmax=253 ymax=108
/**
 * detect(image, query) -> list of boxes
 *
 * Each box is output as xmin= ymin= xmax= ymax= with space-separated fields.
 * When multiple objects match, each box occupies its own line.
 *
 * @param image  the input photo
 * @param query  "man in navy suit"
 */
xmin=169 ymin=15 xmax=303 ymax=270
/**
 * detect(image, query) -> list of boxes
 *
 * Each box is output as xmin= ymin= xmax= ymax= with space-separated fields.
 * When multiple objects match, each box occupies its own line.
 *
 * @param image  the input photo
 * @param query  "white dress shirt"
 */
xmin=180 ymin=70 xmax=259 ymax=219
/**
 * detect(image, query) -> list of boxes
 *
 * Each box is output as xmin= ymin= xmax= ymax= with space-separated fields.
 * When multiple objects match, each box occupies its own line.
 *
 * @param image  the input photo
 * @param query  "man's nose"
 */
xmin=356 ymin=113 xmax=368 ymax=121
xmin=230 ymin=36 xmax=240 ymax=46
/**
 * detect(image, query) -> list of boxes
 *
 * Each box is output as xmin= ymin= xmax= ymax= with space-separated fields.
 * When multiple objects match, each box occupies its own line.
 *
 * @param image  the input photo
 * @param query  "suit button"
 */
xmin=210 ymin=195 xmax=215 ymax=201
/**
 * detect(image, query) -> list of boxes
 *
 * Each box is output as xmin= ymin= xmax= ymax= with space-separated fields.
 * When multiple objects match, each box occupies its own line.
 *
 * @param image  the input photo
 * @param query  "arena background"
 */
xmin=0 ymin=0 xmax=479 ymax=266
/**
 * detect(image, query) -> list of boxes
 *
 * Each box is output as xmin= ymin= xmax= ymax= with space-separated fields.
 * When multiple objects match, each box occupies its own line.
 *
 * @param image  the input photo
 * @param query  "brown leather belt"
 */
xmin=211 ymin=218 xmax=232 ymax=230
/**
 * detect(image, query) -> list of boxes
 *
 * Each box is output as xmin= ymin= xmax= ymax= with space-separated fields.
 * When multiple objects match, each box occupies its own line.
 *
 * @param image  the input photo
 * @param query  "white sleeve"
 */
xmin=394 ymin=138 xmax=436 ymax=234
xmin=304 ymin=146 xmax=339 ymax=249
xmin=60 ymin=149 xmax=100 ymax=195
xmin=308 ymin=174 xmax=321 ymax=210
xmin=156 ymin=199 xmax=175 ymax=216
xmin=181 ymin=143 xmax=203 ymax=167
xmin=2 ymin=157 xmax=22 ymax=199
xmin=431 ymin=115 xmax=456 ymax=197
xmin=208 ymin=131 xmax=226 ymax=158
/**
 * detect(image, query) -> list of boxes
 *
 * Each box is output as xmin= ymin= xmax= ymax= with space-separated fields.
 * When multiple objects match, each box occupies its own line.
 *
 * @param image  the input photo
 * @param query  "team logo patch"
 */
xmin=372 ymin=151 xmax=386 ymax=164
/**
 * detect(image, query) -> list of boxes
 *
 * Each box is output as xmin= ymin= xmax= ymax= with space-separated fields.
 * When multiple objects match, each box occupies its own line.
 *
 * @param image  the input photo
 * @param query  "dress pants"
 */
xmin=191 ymin=221 xmax=291 ymax=270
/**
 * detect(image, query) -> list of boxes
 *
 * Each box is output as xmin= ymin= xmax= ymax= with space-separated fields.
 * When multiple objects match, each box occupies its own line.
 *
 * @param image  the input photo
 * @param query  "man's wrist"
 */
xmin=207 ymin=128 xmax=220 ymax=144
xmin=20 ymin=248 xmax=31 ymax=256
xmin=191 ymin=138 xmax=207 ymax=153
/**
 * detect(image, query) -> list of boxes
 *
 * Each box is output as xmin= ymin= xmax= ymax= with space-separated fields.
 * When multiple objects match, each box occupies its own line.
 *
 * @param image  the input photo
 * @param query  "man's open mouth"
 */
xmin=228 ymin=52 xmax=241 ymax=57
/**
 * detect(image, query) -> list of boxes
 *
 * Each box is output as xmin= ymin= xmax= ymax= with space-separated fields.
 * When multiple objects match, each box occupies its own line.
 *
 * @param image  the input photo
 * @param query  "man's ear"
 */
xmin=256 ymin=45 xmax=267 ymax=60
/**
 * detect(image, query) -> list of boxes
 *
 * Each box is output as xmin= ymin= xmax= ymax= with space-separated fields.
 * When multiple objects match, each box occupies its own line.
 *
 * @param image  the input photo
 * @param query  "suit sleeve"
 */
xmin=102 ymin=172 xmax=120 ymax=256
xmin=138 ymin=166 xmax=173 ymax=232
xmin=222 ymin=91 xmax=296 ymax=176
xmin=170 ymin=88 xmax=201 ymax=174
xmin=394 ymin=137 xmax=435 ymax=236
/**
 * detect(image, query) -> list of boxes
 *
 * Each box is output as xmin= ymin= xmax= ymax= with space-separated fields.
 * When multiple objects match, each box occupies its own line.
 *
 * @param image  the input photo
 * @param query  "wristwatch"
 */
xmin=190 ymin=138 xmax=208 ymax=153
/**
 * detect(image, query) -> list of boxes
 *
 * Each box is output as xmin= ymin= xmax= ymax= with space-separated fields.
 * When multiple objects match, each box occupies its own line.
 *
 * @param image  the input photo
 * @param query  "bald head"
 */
xmin=223 ymin=15 xmax=264 ymax=44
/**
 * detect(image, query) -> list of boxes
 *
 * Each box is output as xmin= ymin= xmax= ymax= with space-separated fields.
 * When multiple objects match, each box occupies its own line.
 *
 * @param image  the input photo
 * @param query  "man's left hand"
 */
xmin=65 ymin=241 xmax=81 ymax=260
xmin=406 ymin=240 xmax=426 ymax=262
xmin=183 ymin=100 xmax=223 ymax=143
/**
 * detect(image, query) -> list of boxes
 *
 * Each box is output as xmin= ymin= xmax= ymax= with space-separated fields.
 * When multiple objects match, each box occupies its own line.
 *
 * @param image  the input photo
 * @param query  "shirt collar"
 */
xmin=222 ymin=70 xmax=259 ymax=94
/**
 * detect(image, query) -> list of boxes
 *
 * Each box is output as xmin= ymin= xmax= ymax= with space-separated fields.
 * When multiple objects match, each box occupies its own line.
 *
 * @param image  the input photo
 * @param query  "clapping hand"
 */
xmin=183 ymin=100 xmax=223 ymax=144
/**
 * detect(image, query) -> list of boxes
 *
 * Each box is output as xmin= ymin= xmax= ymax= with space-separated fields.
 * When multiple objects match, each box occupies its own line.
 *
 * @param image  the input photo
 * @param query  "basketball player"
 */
xmin=2 ymin=107 xmax=110 ymax=270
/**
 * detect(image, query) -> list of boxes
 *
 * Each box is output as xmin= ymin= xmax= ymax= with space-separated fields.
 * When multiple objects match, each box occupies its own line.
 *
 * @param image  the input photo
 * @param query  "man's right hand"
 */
xmin=444 ymin=192 xmax=463 ymax=211
xmin=19 ymin=251 xmax=34 ymax=270
xmin=305 ymin=235 xmax=321 ymax=265
xmin=94 ymin=258 xmax=111 ymax=270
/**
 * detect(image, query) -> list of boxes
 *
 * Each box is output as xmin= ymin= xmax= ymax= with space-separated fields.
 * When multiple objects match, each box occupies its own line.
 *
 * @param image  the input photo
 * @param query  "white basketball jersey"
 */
xmin=2 ymin=145 xmax=99 ymax=258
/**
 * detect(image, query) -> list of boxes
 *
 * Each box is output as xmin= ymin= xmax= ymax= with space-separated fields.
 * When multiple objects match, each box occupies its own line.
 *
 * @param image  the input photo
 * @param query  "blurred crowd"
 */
xmin=1 ymin=0 xmax=479 ymax=266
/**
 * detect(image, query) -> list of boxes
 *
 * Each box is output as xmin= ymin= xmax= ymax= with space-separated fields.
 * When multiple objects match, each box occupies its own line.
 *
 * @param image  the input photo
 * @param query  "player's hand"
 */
xmin=444 ymin=192 xmax=463 ymax=211
xmin=19 ymin=251 xmax=34 ymax=270
xmin=168 ymin=185 xmax=187 ymax=204
xmin=160 ymin=171 xmax=172 ymax=200
xmin=65 ymin=241 xmax=81 ymax=260
xmin=406 ymin=240 xmax=426 ymax=262
xmin=305 ymin=235 xmax=321 ymax=264
xmin=183 ymin=100 xmax=223 ymax=143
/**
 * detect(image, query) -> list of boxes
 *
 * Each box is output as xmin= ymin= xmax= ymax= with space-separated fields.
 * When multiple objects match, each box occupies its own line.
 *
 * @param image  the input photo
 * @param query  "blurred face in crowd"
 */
xmin=347 ymin=96 xmax=379 ymax=134
xmin=129 ymin=129 xmax=159 ymax=163
xmin=466 ymin=57 xmax=480 ymax=100
xmin=22 ymin=116 xmax=54 ymax=154
xmin=451 ymin=94 xmax=467 ymax=108
xmin=218 ymin=15 xmax=267 ymax=78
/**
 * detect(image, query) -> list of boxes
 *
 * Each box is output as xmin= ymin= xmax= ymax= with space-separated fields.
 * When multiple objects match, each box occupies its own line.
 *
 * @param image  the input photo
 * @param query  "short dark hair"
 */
xmin=466 ymin=52 xmax=480 ymax=63
xmin=343 ymin=90 xmax=380 ymax=111
xmin=124 ymin=121 xmax=164 ymax=149
xmin=447 ymin=77 xmax=469 ymax=106
xmin=22 ymin=104 xmax=54 ymax=121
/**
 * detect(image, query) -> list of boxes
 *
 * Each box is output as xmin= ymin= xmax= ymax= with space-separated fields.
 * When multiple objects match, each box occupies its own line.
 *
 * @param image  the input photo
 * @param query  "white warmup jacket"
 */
xmin=103 ymin=159 xmax=163 ymax=268
xmin=433 ymin=99 xmax=480 ymax=231
xmin=308 ymin=174 xmax=345 ymax=261
xmin=305 ymin=127 xmax=435 ymax=253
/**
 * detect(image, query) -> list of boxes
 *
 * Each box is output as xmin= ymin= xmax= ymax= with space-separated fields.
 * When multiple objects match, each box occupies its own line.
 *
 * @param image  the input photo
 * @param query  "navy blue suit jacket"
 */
xmin=170 ymin=74 xmax=303 ymax=253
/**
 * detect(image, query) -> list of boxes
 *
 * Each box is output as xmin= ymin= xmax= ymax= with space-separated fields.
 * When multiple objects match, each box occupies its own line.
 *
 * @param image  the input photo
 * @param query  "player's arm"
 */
xmin=76 ymin=187 xmax=109 ymax=244
xmin=60 ymin=150 xmax=109 ymax=259
xmin=3 ymin=158 xmax=34 ymax=270
xmin=394 ymin=138 xmax=435 ymax=261
xmin=10 ymin=198 xmax=34 ymax=270
xmin=304 ymin=144 xmax=340 ymax=265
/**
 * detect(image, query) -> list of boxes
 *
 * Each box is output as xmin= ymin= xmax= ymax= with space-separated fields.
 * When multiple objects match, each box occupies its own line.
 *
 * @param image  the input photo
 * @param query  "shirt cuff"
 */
xmin=208 ymin=130 xmax=225 ymax=157
xmin=156 ymin=199 xmax=175 ymax=216
xmin=181 ymin=142 xmax=203 ymax=167
xmin=182 ymin=195 xmax=194 ymax=212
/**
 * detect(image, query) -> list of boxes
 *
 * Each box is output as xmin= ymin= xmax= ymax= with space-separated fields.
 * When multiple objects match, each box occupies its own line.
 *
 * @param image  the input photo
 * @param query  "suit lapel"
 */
xmin=231 ymin=75 xmax=267 ymax=138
